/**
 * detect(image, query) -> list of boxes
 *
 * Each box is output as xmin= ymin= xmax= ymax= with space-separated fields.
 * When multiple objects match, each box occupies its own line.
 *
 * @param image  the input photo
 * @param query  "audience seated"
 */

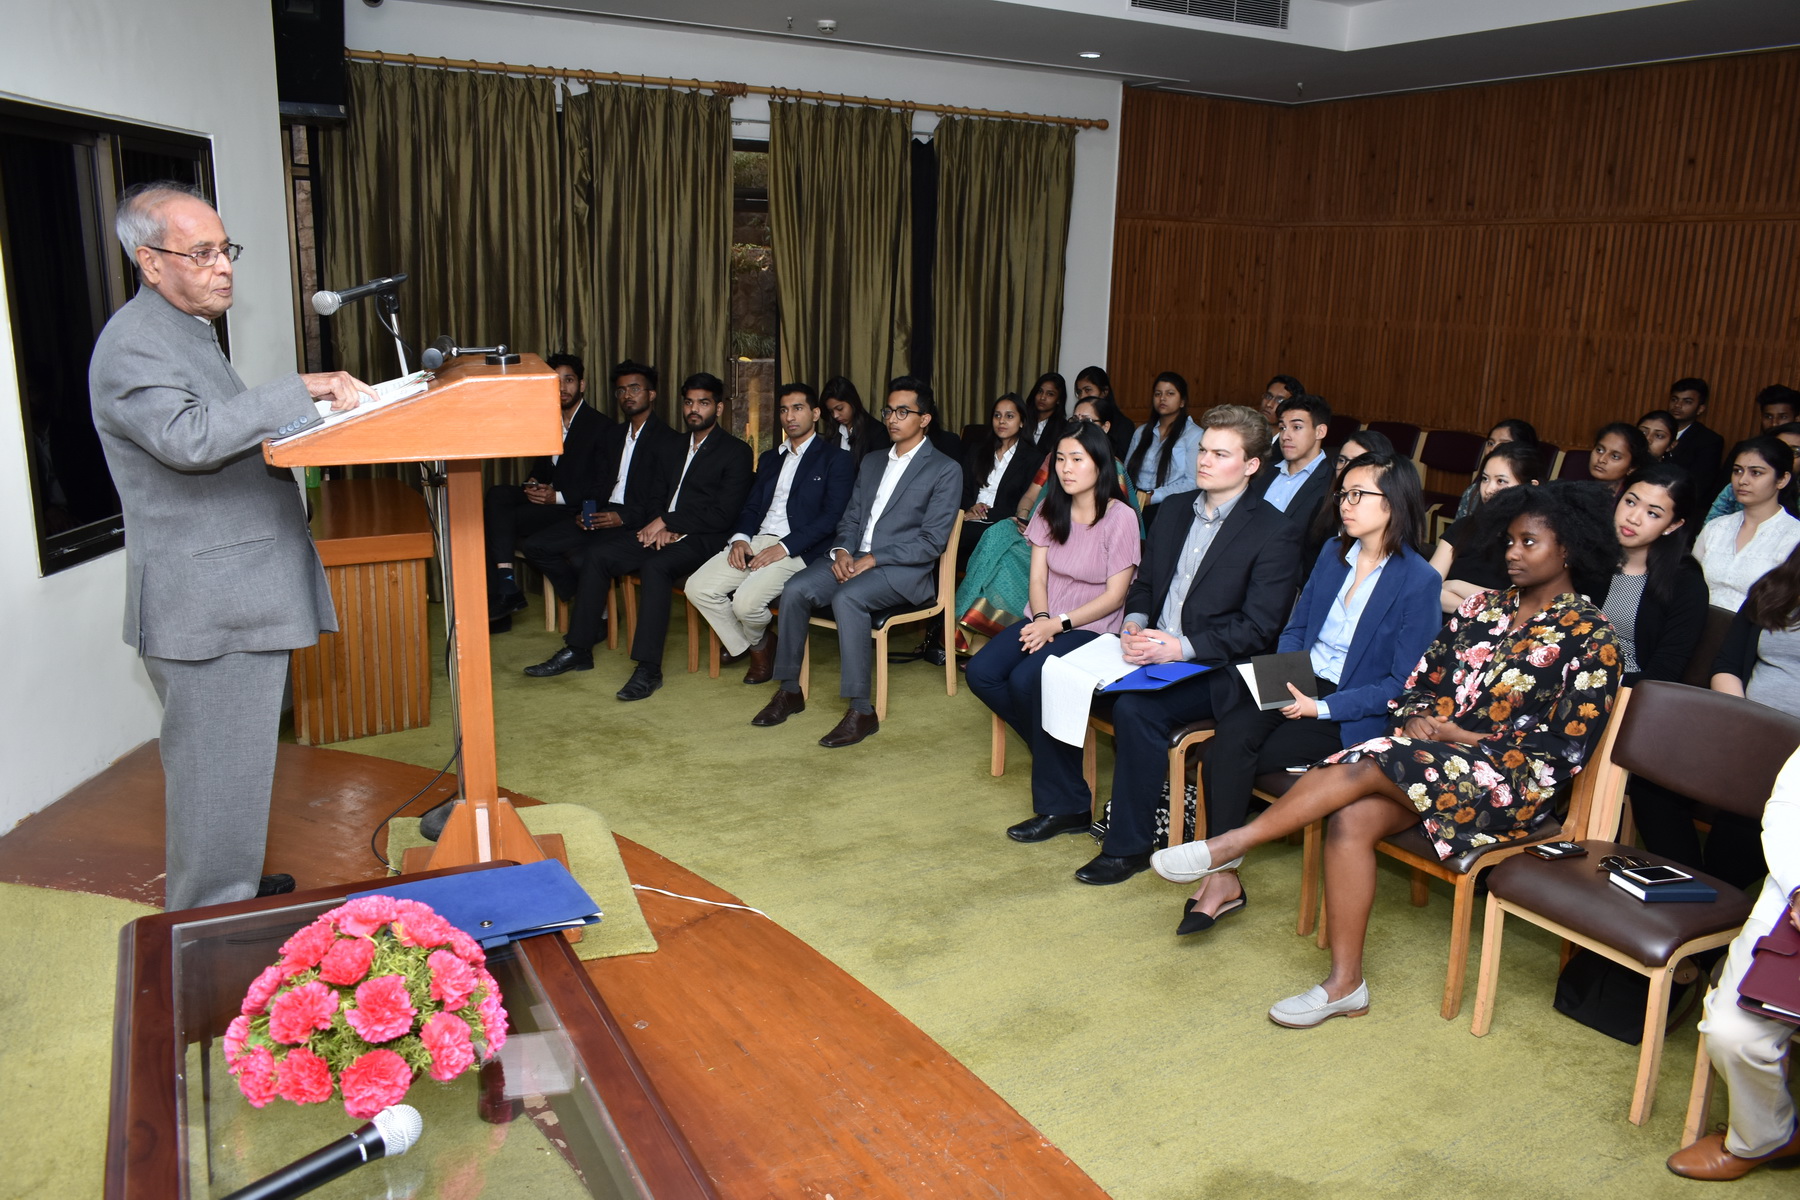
xmin=687 ymin=382 xmax=853 ymax=685
xmin=1588 ymin=421 xmax=1652 ymax=496
xmin=1600 ymin=464 xmax=1708 ymax=686
xmin=750 ymin=377 xmax=962 ymax=748
xmin=958 ymin=393 xmax=1038 ymax=571
xmin=1258 ymin=374 xmax=1305 ymax=431
xmin=1151 ymin=482 xmax=1622 ymax=1027
xmin=1637 ymin=409 xmax=1677 ymax=462
xmin=1255 ymin=393 xmax=1335 ymax=544
xmin=1075 ymin=365 xmax=1134 ymax=461
xmin=1693 ymin=435 xmax=1800 ymax=611
xmin=1024 ymin=372 xmax=1069 ymax=457
xmin=1429 ymin=441 xmax=1545 ymax=613
xmin=968 ymin=422 xmax=1140 ymax=840
xmin=1453 ymin=419 xmax=1538 ymax=520
xmin=1668 ymin=748 xmax=1800 ymax=1180
xmin=1180 ymin=451 xmax=1441 ymax=935
xmin=1306 ymin=431 xmax=1396 ymax=549
xmin=484 ymin=351 xmax=613 ymax=630
xmin=1075 ymin=405 xmax=1303 ymax=885
xmin=520 ymin=359 xmax=679 ymax=673
xmin=821 ymin=375 xmax=890 ymax=467
xmin=1667 ymin=376 xmax=1726 ymax=519
xmin=1123 ymin=371 xmax=1204 ymax=528
xmin=1703 ymin=419 xmax=1800 ymax=525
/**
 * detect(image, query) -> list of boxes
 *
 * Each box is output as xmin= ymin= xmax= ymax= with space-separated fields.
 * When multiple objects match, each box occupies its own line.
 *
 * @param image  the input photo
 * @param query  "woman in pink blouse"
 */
xmin=967 ymin=420 xmax=1141 ymax=838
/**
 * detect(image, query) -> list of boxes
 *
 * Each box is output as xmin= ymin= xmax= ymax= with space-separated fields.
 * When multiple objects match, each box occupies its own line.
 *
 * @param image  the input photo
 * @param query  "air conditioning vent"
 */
xmin=1131 ymin=0 xmax=1289 ymax=30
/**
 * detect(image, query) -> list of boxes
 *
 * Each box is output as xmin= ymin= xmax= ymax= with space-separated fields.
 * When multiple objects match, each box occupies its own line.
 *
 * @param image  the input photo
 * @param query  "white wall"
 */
xmin=0 ymin=0 xmax=296 ymax=828
xmin=347 ymin=0 xmax=1123 ymax=383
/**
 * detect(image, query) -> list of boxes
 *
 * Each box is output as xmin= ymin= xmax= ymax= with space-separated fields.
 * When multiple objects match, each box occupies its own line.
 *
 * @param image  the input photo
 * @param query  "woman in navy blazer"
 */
xmin=1179 ymin=452 xmax=1442 ymax=934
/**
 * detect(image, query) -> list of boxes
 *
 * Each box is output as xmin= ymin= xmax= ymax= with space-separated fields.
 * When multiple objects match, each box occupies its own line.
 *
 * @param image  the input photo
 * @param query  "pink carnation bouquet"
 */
xmin=225 ymin=895 xmax=510 ymax=1119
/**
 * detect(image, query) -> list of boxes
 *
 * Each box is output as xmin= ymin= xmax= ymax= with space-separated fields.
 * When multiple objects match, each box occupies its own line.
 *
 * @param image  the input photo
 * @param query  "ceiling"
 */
xmin=454 ymin=0 xmax=1800 ymax=102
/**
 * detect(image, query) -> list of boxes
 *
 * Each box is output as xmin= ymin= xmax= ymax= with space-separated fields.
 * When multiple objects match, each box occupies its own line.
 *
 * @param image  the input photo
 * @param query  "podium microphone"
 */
xmin=220 ymin=1104 xmax=423 ymax=1200
xmin=311 ymin=273 xmax=409 ymax=317
xmin=421 ymin=335 xmax=459 ymax=370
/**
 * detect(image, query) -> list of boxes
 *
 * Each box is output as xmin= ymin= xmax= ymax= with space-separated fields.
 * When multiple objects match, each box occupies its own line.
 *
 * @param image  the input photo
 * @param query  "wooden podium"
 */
xmin=266 ymin=356 xmax=562 ymax=872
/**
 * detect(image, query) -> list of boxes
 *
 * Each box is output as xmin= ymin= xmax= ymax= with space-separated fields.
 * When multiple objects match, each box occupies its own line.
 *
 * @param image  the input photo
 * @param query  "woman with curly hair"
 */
xmin=1149 ymin=482 xmax=1623 ymax=1028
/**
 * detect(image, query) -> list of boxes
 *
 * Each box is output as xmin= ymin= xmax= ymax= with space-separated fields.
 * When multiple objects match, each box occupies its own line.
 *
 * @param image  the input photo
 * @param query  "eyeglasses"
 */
xmin=145 ymin=241 xmax=242 ymax=267
xmin=1597 ymin=854 xmax=1650 ymax=873
xmin=1335 ymin=488 xmax=1386 ymax=506
xmin=880 ymin=405 xmax=920 ymax=420
xmin=613 ymin=384 xmax=647 ymax=397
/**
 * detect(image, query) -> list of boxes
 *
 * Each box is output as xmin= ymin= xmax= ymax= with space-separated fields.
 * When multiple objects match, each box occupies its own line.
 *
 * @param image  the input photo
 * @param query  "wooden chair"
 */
xmin=541 ymin=575 xmax=619 ymax=650
xmin=1298 ymin=688 xmax=1636 ymax=1019
xmin=618 ymin=573 xmax=714 ymax=675
xmin=799 ymin=515 xmax=964 ymax=720
xmin=1472 ymin=682 xmax=1800 ymax=1124
xmin=1679 ymin=956 xmax=1733 ymax=1148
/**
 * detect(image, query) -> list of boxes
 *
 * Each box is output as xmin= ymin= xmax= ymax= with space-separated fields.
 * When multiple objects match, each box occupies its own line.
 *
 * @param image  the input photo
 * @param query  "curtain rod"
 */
xmin=345 ymin=48 xmax=1109 ymax=130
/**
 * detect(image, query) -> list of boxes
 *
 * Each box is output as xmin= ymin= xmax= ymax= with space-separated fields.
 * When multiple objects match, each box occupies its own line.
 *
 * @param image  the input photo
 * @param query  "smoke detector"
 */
xmin=817 ymin=18 xmax=837 ymax=34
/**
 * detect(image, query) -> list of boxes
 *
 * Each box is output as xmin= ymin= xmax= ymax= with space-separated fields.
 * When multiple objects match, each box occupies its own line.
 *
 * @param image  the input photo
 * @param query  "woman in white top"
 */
xmin=958 ymin=393 xmax=1035 ymax=569
xmin=1694 ymin=435 xmax=1800 ymax=611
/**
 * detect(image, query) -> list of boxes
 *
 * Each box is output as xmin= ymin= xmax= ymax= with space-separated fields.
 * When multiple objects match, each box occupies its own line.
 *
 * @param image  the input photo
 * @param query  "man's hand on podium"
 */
xmin=302 ymin=371 xmax=378 ymax=411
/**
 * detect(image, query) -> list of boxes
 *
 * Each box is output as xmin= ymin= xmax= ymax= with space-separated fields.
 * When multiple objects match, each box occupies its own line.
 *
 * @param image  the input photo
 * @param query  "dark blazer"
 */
xmin=1670 ymin=422 xmax=1726 ymax=517
xmin=658 ymin=428 xmax=755 ymax=546
xmin=1252 ymin=453 xmax=1335 ymax=534
xmin=960 ymin=438 xmax=1037 ymax=517
xmin=834 ymin=440 xmax=965 ymax=603
xmin=1126 ymin=491 xmax=1304 ymax=666
xmin=568 ymin=416 xmax=682 ymax=531
xmin=829 ymin=415 xmax=891 ymax=467
xmin=1276 ymin=542 xmax=1443 ymax=747
xmin=1618 ymin=557 xmax=1711 ymax=686
xmin=732 ymin=435 xmax=854 ymax=564
xmin=1106 ymin=408 xmax=1136 ymax=464
xmin=526 ymin=403 xmax=612 ymax=500
xmin=1029 ymin=412 xmax=1069 ymax=459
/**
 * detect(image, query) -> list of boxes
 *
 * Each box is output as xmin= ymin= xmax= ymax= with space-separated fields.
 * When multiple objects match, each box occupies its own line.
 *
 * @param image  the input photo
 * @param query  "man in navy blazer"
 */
xmin=688 ymin=382 xmax=853 ymax=683
xmin=1039 ymin=406 xmax=1304 ymax=885
xmin=751 ymin=377 xmax=963 ymax=748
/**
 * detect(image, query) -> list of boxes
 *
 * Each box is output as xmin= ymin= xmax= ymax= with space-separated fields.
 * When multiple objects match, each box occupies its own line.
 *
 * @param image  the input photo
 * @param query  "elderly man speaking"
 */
xmin=90 ymin=181 xmax=373 ymax=910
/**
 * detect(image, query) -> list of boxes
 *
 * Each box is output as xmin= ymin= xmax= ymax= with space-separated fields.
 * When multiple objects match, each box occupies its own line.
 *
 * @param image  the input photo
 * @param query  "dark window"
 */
xmin=0 ymin=98 xmax=214 ymax=575
xmin=731 ymin=140 xmax=777 ymax=451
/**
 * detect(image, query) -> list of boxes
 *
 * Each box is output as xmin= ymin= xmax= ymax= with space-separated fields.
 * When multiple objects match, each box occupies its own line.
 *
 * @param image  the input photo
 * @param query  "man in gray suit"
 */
xmin=751 ymin=377 xmax=962 ymax=747
xmin=89 ymin=181 xmax=374 ymax=910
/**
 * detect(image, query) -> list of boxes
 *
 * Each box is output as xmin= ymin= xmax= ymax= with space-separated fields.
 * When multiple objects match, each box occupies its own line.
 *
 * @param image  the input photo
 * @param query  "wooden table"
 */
xmin=293 ymin=477 xmax=435 ymax=744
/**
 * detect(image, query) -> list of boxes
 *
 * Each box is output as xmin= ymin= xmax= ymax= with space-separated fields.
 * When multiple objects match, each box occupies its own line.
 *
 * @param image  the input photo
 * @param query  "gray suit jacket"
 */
xmin=90 ymin=287 xmax=336 ymax=659
xmin=832 ymin=439 xmax=964 ymax=604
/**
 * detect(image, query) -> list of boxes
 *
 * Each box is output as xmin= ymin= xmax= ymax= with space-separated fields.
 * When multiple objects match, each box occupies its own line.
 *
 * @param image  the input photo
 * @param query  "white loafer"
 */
xmin=1268 ymin=981 xmax=1371 ymax=1029
xmin=1149 ymin=840 xmax=1243 ymax=884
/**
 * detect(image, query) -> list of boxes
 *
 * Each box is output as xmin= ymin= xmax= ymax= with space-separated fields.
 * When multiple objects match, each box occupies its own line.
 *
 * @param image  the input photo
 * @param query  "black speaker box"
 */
xmin=272 ymin=0 xmax=346 ymax=117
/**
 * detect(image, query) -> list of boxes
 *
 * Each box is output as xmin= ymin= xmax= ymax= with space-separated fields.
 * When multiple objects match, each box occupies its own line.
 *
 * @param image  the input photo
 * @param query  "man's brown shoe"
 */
xmin=743 ymin=630 xmax=777 ymax=684
xmin=751 ymin=687 xmax=805 ymax=726
xmin=1668 ymin=1127 xmax=1800 ymax=1180
xmin=819 ymin=708 xmax=879 ymax=748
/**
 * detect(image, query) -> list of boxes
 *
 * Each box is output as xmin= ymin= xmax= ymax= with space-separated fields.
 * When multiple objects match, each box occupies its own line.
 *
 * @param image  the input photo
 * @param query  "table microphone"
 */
xmin=311 ymin=273 xmax=409 ymax=317
xmin=421 ymin=335 xmax=459 ymax=370
xmin=219 ymin=1104 xmax=423 ymax=1200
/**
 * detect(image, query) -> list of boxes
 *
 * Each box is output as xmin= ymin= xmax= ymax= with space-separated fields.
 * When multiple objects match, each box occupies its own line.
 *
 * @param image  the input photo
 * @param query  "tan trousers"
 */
xmin=1698 ymin=915 xmax=1797 ymax=1157
xmin=685 ymin=535 xmax=808 ymax=657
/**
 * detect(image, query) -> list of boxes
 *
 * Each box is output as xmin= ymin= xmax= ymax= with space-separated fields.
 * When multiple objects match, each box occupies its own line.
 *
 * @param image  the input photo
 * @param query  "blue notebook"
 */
xmin=1099 ymin=662 xmax=1212 ymax=693
xmin=351 ymin=859 xmax=603 ymax=948
xmin=1606 ymin=871 xmax=1718 ymax=904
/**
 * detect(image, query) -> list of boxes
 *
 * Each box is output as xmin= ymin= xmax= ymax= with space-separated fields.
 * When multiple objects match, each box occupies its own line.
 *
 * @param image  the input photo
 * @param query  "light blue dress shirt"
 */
xmin=1308 ymin=541 xmax=1387 ymax=721
xmin=1128 ymin=419 xmax=1206 ymax=503
xmin=1261 ymin=449 xmax=1326 ymax=513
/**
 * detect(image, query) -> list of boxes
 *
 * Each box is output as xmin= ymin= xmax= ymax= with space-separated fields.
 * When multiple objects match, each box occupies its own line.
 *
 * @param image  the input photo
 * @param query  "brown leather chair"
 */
xmin=1471 ymin=682 xmax=1800 ymax=1125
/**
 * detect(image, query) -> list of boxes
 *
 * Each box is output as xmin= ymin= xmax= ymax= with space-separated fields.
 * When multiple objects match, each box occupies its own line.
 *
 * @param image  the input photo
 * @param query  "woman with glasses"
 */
xmin=1173 ymin=452 xmax=1441 ymax=936
xmin=820 ymin=376 xmax=889 ymax=467
xmin=1430 ymin=441 xmax=1545 ymax=613
xmin=1151 ymin=482 xmax=1622 ymax=1026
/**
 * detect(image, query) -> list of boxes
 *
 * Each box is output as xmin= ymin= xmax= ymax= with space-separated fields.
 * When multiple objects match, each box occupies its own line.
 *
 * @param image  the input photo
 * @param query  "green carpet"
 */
xmin=386 ymin=803 xmax=657 ymax=959
xmin=312 ymin=600 xmax=1800 ymax=1198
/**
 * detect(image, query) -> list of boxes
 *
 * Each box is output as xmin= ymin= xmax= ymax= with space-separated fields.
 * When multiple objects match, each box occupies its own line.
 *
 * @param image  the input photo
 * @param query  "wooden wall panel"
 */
xmin=1109 ymin=51 xmax=1800 ymax=455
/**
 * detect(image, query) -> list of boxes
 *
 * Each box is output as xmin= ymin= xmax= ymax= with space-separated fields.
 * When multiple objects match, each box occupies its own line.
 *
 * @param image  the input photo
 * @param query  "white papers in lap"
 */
xmin=1040 ymin=634 xmax=1135 ymax=746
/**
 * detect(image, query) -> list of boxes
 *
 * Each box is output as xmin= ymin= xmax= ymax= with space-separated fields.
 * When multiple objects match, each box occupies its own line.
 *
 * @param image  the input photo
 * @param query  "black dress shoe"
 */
xmin=751 ymin=688 xmax=806 ymax=726
xmin=1074 ymin=851 xmax=1153 ymax=885
xmin=1007 ymin=812 xmax=1093 ymax=843
xmin=819 ymin=708 xmax=879 ymax=747
xmin=489 ymin=615 xmax=513 ymax=634
xmin=744 ymin=630 xmax=778 ymax=685
xmin=488 ymin=589 xmax=528 ymax=622
xmin=257 ymin=873 xmax=296 ymax=897
xmin=616 ymin=664 xmax=663 ymax=701
xmin=1177 ymin=892 xmax=1248 ymax=936
xmin=524 ymin=646 xmax=593 ymax=677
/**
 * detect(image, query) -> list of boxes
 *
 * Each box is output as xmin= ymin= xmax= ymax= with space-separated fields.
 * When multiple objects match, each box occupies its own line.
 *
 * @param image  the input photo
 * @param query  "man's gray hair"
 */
xmin=115 ymin=180 xmax=211 ymax=256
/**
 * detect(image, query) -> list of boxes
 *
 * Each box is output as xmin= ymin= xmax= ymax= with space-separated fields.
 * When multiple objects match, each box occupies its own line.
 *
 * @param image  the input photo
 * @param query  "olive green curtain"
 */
xmin=931 ymin=117 xmax=1075 ymax=432
xmin=562 ymin=84 xmax=731 ymax=423
xmin=769 ymin=101 xmax=911 ymax=404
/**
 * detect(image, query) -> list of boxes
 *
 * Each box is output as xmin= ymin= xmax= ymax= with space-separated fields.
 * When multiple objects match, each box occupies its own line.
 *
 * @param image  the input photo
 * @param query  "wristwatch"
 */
xmin=1059 ymin=614 xmax=1074 ymax=633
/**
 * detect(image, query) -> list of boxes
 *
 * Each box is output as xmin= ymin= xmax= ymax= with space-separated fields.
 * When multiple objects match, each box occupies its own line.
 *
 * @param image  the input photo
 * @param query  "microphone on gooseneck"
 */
xmin=219 ymin=1104 xmax=423 ymax=1200
xmin=311 ymin=273 xmax=409 ymax=317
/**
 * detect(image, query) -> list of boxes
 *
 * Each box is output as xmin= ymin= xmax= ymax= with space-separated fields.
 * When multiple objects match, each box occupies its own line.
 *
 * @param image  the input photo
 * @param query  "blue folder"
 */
xmin=351 ymin=859 xmax=603 ymax=948
xmin=1099 ymin=661 xmax=1213 ymax=693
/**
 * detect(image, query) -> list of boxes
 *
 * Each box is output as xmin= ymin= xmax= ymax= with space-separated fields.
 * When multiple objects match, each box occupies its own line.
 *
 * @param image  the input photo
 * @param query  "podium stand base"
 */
xmin=403 ymin=799 xmax=581 ymax=943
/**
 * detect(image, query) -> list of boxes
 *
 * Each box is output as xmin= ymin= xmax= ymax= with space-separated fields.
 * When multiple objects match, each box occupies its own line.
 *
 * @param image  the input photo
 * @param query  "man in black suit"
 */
xmin=750 ymin=377 xmax=963 ymax=748
xmin=1037 ymin=405 xmax=1302 ymax=885
xmin=687 ymin=382 xmax=854 ymax=684
xmin=1254 ymin=393 xmax=1334 ymax=543
xmin=485 ymin=352 xmax=612 ymax=630
xmin=521 ymin=359 xmax=678 ymax=675
xmin=1668 ymin=376 xmax=1725 ymax=518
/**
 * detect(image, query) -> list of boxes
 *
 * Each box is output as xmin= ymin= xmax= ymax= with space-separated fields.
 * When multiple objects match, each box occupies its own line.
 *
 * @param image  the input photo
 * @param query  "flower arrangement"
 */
xmin=224 ymin=895 xmax=510 ymax=1119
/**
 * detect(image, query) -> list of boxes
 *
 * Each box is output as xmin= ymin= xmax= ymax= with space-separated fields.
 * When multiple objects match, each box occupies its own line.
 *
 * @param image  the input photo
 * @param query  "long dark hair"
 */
xmin=1476 ymin=441 xmax=1547 ymax=501
xmin=1309 ymin=433 xmax=1398 ymax=548
xmin=1128 ymin=371 xmax=1190 ymax=488
xmin=1027 ymin=372 xmax=1068 ymax=439
xmin=821 ymin=376 xmax=868 ymax=432
xmin=1594 ymin=422 xmax=1652 ymax=476
xmin=973 ymin=392 xmax=1025 ymax=486
xmin=1039 ymin=421 xmax=1123 ymax=545
xmin=1615 ymin=462 xmax=1696 ymax=604
xmin=1745 ymin=541 xmax=1800 ymax=632
xmin=1333 ymin=452 xmax=1428 ymax=561
xmin=1727 ymin=434 xmax=1799 ymax=513
xmin=1636 ymin=410 xmax=1677 ymax=457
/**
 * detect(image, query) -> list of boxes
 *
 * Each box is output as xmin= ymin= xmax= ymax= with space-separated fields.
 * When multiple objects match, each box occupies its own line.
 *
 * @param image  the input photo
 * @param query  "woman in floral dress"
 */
xmin=1150 ymin=482 xmax=1623 ymax=1028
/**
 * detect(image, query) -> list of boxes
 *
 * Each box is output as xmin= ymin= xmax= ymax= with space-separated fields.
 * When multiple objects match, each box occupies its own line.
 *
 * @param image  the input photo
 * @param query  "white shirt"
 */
xmin=608 ymin=419 xmax=647 ymax=504
xmin=841 ymin=438 xmax=925 ymax=556
xmin=838 ymin=425 xmax=852 ymax=452
xmin=737 ymin=433 xmax=813 ymax=547
xmin=1693 ymin=508 xmax=1800 ymax=612
xmin=976 ymin=442 xmax=1017 ymax=509
xmin=667 ymin=428 xmax=712 ymax=510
